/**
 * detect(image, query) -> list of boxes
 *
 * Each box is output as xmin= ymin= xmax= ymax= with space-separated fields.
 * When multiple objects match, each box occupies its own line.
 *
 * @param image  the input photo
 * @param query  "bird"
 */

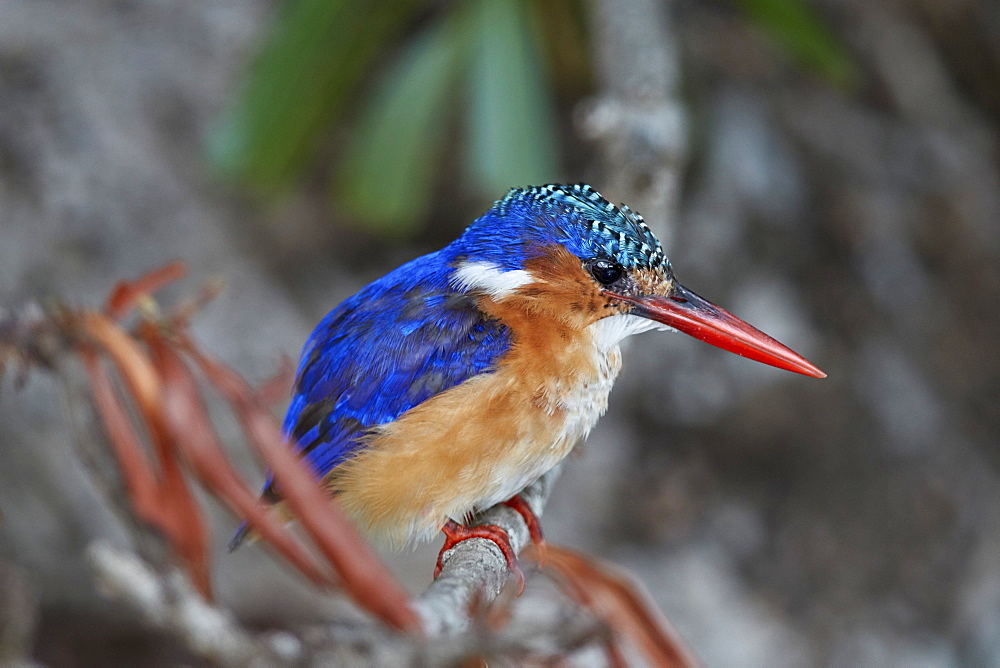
xmin=231 ymin=183 xmax=825 ymax=583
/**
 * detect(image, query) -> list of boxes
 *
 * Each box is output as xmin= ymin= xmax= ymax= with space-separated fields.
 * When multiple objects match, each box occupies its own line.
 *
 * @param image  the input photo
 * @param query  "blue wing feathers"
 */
xmin=275 ymin=251 xmax=512 ymax=490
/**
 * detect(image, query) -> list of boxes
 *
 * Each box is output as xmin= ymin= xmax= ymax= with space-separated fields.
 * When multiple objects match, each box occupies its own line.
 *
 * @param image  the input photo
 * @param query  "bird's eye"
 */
xmin=590 ymin=259 xmax=623 ymax=286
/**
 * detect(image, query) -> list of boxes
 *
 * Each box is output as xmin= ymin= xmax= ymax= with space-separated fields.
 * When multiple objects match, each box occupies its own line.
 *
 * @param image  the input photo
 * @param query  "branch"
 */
xmin=86 ymin=541 xmax=279 ymax=666
xmin=580 ymin=0 xmax=687 ymax=243
xmin=415 ymin=465 xmax=562 ymax=636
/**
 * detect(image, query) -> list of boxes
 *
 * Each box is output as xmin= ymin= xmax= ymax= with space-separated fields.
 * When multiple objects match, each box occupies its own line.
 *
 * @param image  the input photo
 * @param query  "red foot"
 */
xmin=502 ymin=496 xmax=547 ymax=566
xmin=435 ymin=520 xmax=525 ymax=594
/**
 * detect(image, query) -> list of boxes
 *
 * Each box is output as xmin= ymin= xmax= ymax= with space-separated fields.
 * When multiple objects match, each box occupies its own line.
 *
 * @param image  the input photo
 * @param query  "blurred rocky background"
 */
xmin=1 ymin=0 xmax=998 ymax=665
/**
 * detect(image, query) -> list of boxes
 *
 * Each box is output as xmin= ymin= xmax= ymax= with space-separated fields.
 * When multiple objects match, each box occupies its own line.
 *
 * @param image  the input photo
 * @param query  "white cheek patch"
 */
xmin=451 ymin=261 xmax=535 ymax=298
xmin=588 ymin=313 xmax=671 ymax=353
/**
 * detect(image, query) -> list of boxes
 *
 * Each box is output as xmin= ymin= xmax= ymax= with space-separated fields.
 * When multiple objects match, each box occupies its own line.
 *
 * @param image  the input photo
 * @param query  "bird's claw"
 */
xmin=435 ymin=519 xmax=525 ymax=595
xmin=501 ymin=495 xmax=547 ymax=566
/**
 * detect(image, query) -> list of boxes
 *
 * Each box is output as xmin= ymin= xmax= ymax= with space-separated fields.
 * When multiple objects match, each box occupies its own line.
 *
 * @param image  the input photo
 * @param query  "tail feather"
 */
xmin=228 ymin=521 xmax=255 ymax=552
xmin=230 ymin=479 xmax=281 ymax=552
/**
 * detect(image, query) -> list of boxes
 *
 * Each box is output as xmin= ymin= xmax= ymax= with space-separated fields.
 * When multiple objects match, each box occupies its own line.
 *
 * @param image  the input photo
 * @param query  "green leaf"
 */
xmin=338 ymin=13 xmax=468 ymax=234
xmin=208 ymin=0 xmax=421 ymax=187
xmin=732 ymin=0 xmax=858 ymax=88
xmin=465 ymin=0 xmax=559 ymax=194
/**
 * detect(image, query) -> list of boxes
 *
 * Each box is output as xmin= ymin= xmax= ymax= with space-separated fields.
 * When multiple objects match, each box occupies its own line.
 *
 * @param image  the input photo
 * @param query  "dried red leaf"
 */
xmin=153 ymin=419 xmax=213 ymax=600
xmin=76 ymin=313 xmax=161 ymax=413
xmin=150 ymin=337 xmax=335 ymax=588
xmin=78 ymin=312 xmax=212 ymax=599
xmin=179 ymin=336 xmax=421 ymax=633
xmin=104 ymin=261 xmax=187 ymax=320
xmin=79 ymin=345 xmax=161 ymax=525
xmin=544 ymin=546 xmax=698 ymax=668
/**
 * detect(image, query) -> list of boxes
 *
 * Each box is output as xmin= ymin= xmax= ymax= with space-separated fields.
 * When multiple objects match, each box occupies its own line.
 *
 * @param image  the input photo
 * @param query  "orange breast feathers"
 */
xmin=326 ymin=246 xmax=629 ymax=548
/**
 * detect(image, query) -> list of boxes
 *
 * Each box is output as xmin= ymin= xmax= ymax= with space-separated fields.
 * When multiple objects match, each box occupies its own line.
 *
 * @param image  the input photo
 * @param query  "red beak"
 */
xmin=609 ymin=283 xmax=826 ymax=378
